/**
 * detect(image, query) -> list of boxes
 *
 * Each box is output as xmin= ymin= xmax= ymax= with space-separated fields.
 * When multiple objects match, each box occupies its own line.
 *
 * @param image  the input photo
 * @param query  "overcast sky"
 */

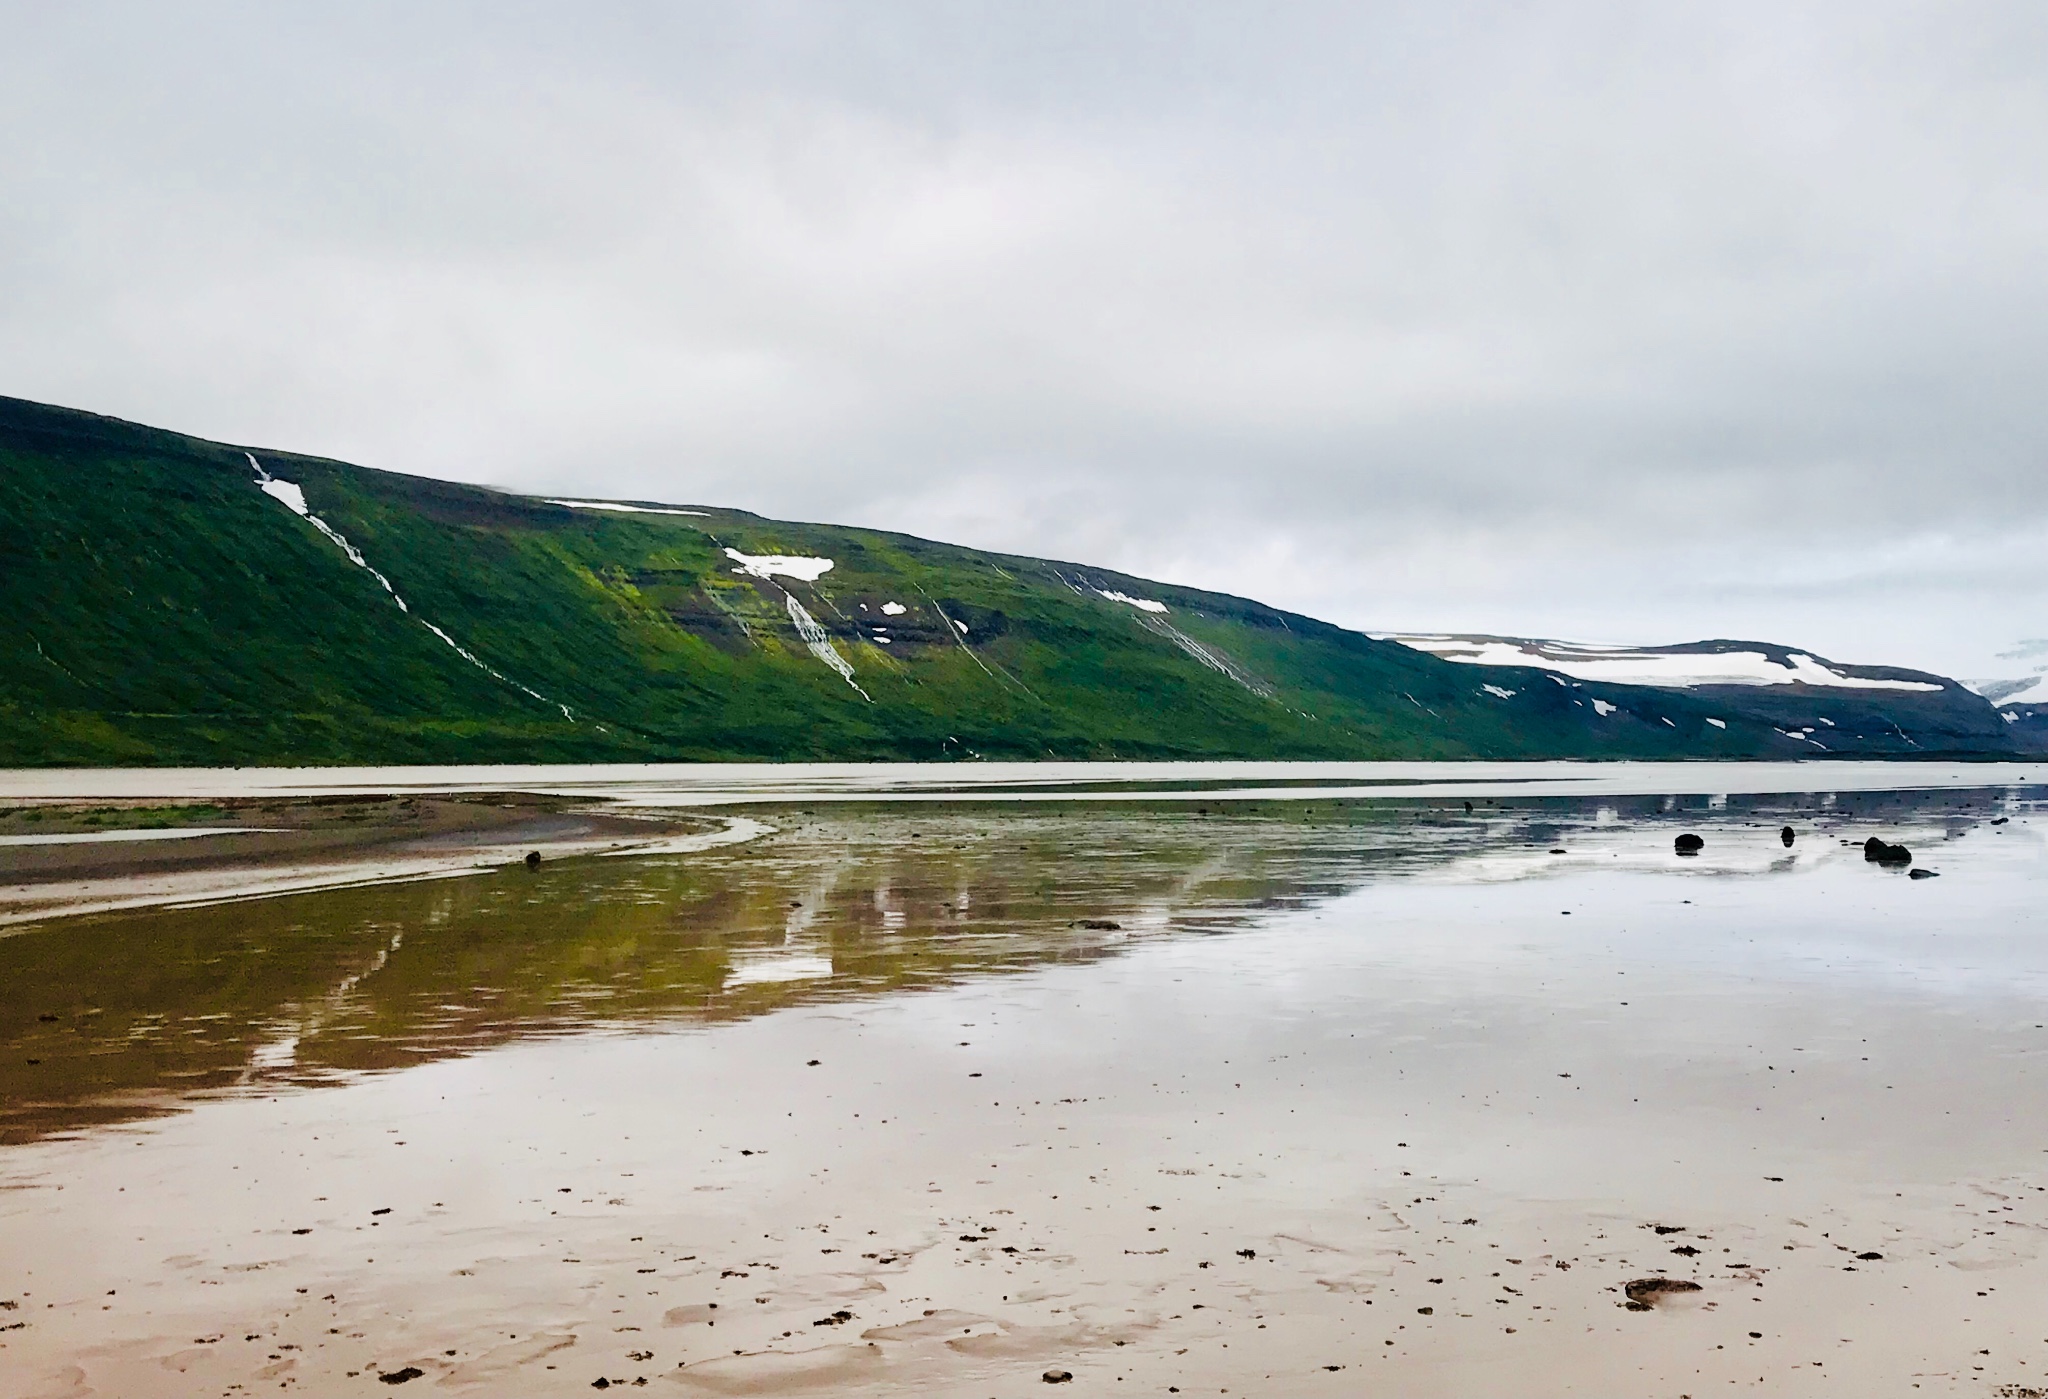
xmin=4 ymin=2 xmax=2045 ymax=684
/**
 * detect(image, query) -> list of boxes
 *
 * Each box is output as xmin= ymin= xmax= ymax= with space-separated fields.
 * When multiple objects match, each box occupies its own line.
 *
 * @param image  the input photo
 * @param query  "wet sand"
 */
xmin=0 ymin=795 xmax=747 ymax=927
xmin=1 ymin=781 xmax=2046 ymax=1396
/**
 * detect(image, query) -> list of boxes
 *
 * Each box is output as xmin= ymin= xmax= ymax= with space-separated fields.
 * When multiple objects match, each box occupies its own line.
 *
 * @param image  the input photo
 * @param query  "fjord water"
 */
xmin=3 ymin=783 xmax=2047 ymax=1396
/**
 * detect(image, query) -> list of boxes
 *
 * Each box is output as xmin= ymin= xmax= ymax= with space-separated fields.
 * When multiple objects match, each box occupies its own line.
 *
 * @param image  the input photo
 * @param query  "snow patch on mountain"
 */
xmin=1379 ymin=633 xmax=1944 ymax=692
xmin=727 ymin=548 xmax=835 ymax=582
xmin=786 ymin=595 xmax=869 ymax=699
xmin=1096 ymin=589 xmax=1169 ymax=614
xmin=247 ymin=453 xmax=574 ymax=720
xmin=550 ymin=499 xmax=707 ymax=517
xmin=1140 ymin=616 xmax=1276 ymax=699
xmin=1045 ymin=568 xmax=1273 ymax=700
xmin=248 ymin=455 xmax=407 ymax=610
xmin=257 ymin=478 xmax=308 ymax=516
xmin=420 ymin=621 xmax=573 ymax=719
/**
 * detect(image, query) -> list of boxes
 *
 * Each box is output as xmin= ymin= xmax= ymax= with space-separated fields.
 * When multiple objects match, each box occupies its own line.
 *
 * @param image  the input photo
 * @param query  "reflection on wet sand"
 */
xmin=2 ymin=787 xmax=2046 ymax=1396
xmin=1 ymin=802 xmax=1461 ymax=1143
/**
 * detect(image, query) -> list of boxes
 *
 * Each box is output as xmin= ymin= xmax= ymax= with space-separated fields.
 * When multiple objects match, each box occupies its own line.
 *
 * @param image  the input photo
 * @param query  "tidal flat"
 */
xmin=2 ymin=771 xmax=2046 ymax=1396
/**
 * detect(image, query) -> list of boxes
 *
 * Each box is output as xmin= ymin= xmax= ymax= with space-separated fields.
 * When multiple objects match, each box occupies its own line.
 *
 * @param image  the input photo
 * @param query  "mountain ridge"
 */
xmin=0 ymin=394 xmax=2031 ymax=766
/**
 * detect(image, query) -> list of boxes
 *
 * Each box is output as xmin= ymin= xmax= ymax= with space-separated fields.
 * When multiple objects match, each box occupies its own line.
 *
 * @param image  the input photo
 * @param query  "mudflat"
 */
xmin=0 ymin=773 xmax=2044 ymax=1397
xmin=0 ymin=794 xmax=733 ymax=926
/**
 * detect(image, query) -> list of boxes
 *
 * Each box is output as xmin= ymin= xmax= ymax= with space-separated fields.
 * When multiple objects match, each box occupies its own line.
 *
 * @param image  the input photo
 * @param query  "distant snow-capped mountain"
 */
xmin=1373 ymin=633 xmax=2021 ymax=754
xmin=1375 ymin=634 xmax=1950 ymax=693
xmin=1963 ymin=639 xmax=2048 ymax=707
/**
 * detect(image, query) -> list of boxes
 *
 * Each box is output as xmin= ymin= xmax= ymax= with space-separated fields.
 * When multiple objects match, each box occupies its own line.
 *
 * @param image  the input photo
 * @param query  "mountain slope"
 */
xmin=0 ymin=395 xmax=2025 ymax=766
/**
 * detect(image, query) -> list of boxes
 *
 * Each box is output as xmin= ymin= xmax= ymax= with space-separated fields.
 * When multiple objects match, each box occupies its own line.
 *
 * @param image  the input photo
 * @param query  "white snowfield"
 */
xmin=548 ymin=499 xmax=708 ymax=517
xmin=1379 ymin=634 xmax=1944 ymax=693
xmin=1096 ymin=589 xmax=1170 ymax=614
xmin=725 ymin=548 xmax=835 ymax=582
xmin=880 ymin=602 xmax=907 ymax=616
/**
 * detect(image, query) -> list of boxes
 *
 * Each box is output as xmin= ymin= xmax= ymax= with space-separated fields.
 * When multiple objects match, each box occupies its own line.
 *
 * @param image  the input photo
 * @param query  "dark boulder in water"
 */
xmin=1674 ymin=833 xmax=1704 ymax=855
xmin=1780 ymin=826 xmax=1795 ymax=847
xmin=1863 ymin=837 xmax=1912 ymax=867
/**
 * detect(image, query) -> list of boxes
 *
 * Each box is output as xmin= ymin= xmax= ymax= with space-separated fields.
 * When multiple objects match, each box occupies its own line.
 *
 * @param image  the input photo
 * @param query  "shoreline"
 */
xmin=0 ymin=793 xmax=769 ymax=929
xmin=0 ymin=757 xmax=2041 ymax=808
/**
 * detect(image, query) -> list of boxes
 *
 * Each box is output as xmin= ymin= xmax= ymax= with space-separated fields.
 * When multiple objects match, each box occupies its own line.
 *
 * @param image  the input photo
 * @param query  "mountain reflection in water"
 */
xmin=0 ymin=787 xmax=2021 ymax=1146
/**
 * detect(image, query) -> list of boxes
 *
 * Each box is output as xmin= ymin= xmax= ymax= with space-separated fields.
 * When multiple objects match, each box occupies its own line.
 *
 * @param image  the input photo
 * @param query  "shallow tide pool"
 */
xmin=3 ymin=783 xmax=2046 ymax=1396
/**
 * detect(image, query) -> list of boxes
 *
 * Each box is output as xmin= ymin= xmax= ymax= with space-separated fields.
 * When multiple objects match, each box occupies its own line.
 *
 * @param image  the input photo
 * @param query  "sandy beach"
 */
xmin=1 ymin=770 xmax=2044 ymax=1396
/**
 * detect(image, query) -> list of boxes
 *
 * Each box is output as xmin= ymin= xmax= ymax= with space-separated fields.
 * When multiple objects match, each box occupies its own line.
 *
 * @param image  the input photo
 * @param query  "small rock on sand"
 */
xmin=1623 ymin=1278 xmax=1703 ymax=1310
xmin=1675 ymin=833 xmax=1704 ymax=855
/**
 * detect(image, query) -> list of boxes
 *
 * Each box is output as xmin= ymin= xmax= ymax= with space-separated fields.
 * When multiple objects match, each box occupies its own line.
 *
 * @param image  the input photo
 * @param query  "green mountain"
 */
xmin=0 ymin=395 xmax=2022 ymax=766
